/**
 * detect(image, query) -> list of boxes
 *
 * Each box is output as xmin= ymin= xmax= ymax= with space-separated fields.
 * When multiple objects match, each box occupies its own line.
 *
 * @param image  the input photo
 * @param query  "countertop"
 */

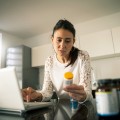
xmin=0 ymin=99 xmax=99 ymax=120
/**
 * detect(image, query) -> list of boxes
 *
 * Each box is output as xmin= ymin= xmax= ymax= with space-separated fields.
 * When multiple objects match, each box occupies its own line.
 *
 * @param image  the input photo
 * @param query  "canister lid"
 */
xmin=64 ymin=72 xmax=73 ymax=79
xmin=112 ymin=78 xmax=120 ymax=85
xmin=97 ymin=79 xmax=112 ymax=86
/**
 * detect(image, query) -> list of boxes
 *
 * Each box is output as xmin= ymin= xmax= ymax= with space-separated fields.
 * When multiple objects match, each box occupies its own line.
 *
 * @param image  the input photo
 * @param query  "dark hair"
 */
xmin=52 ymin=19 xmax=79 ymax=67
xmin=52 ymin=19 xmax=75 ymax=37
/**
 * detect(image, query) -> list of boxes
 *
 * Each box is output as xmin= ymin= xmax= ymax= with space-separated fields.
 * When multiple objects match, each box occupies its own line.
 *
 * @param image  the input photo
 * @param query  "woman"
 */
xmin=22 ymin=19 xmax=93 ymax=103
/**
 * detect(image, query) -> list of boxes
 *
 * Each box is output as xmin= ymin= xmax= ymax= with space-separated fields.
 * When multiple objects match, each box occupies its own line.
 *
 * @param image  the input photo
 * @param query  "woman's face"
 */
xmin=52 ymin=28 xmax=75 ymax=58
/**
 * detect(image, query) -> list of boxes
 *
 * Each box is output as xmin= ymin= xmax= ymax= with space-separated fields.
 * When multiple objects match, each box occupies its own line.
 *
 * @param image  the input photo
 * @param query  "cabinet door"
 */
xmin=112 ymin=26 xmax=120 ymax=53
xmin=79 ymin=30 xmax=114 ymax=57
xmin=32 ymin=44 xmax=54 ymax=67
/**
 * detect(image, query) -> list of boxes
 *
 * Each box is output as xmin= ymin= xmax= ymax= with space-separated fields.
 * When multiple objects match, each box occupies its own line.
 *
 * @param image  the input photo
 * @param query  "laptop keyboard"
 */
xmin=24 ymin=102 xmax=52 ymax=108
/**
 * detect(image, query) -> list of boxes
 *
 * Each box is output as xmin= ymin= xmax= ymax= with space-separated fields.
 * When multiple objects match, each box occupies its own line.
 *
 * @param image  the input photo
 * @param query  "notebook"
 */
xmin=0 ymin=67 xmax=53 ymax=115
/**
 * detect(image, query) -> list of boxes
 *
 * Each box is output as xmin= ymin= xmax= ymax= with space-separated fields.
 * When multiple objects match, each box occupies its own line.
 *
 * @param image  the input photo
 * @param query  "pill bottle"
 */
xmin=64 ymin=72 xmax=78 ymax=114
xmin=64 ymin=72 xmax=73 ymax=87
xmin=95 ymin=79 xmax=119 ymax=119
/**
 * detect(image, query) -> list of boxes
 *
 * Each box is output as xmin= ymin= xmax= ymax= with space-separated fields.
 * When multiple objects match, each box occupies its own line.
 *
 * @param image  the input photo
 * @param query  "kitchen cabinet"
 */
xmin=79 ymin=30 xmax=114 ymax=58
xmin=32 ymin=44 xmax=54 ymax=67
xmin=112 ymin=26 xmax=120 ymax=53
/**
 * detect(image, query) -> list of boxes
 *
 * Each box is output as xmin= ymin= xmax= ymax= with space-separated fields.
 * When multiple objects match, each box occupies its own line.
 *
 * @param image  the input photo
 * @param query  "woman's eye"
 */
xmin=57 ymin=39 xmax=62 ymax=42
xmin=65 ymin=40 xmax=70 ymax=43
xmin=65 ymin=39 xmax=71 ymax=43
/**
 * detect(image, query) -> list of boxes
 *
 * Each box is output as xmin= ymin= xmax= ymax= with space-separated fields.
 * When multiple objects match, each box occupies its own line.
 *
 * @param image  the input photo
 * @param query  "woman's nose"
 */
xmin=60 ymin=41 xmax=66 ymax=48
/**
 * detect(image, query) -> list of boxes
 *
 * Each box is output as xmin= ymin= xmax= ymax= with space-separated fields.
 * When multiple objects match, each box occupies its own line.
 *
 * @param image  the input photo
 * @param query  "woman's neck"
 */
xmin=56 ymin=55 xmax=69 ymax=63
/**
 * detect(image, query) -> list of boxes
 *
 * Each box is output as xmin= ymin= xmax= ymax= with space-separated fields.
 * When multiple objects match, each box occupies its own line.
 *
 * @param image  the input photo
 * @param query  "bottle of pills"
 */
xmin=95 ymin=79 xmax=119 ymax=120
xmin=64 ymin=72 xmax=78 ymax=114
xmin=64 ymin=72 xmax=73 ymax=87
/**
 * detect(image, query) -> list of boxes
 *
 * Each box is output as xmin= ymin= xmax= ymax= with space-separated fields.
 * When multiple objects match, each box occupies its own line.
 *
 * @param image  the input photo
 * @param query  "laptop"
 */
xmin=0 ymin=67 xmax=53 ymax=115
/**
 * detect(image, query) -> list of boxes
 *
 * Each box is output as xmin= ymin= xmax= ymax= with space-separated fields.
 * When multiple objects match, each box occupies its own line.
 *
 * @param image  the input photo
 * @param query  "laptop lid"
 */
xmin=0 ymin=67 xmax=25 ymax=111
xmin=0 ymin=67 xmax=53 ymax=115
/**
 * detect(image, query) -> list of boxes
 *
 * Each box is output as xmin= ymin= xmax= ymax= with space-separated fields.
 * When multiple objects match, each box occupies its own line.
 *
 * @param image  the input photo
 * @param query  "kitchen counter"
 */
xmin=0 ymin=99 xmax=98 ymax=120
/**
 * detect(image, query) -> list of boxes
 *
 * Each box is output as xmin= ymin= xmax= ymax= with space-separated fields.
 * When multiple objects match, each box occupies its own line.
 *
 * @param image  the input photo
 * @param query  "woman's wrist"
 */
xmin=78 ymin=92 xmax=87 ymax=104
xmin=36 ymin=92 xmax=43 ymax=102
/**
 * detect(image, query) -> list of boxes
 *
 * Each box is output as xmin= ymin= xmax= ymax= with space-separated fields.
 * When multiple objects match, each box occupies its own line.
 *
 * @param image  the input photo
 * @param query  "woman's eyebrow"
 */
xmin=65 ymin=38 xmax=72 ymax=40
xmin=57 ymin=37 xmax=62 ymax=39
xmin=57 ymin=37 xmax=72 ymax=40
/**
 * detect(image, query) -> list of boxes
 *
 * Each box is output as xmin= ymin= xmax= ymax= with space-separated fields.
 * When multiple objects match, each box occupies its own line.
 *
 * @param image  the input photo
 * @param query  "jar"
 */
xmin=95 ymin=79 xmax=119 ymax=118
xmin=112 ymin=78 xmax=120 ymax=111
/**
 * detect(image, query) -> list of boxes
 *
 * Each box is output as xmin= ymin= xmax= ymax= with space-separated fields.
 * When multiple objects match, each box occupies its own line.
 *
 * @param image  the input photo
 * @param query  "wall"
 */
xmin=24 ymin=31 xmax=52 ymax=47
xmin=24 ymin=12 xmax=120 ymax=85
xmin=0 ymin=31 xmax=24 ymax=68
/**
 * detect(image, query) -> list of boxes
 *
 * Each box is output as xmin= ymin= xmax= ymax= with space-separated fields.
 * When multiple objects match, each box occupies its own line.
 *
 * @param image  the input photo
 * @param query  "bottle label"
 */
xmin=96 ymin=90 xmax=119 ymax=116
xmin=64 ymin=80 xmax=73 ymax=87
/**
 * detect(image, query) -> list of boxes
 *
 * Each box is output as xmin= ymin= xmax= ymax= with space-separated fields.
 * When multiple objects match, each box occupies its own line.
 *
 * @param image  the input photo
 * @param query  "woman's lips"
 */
xmin=59 ymin=50 xmax=65 ymax=52
xmin=59 ymin=50 xmax=66 ymax=54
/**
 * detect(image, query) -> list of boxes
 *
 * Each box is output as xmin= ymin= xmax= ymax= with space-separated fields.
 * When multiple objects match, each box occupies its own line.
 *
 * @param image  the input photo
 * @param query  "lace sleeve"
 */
xmin=38 ymin=56 xmax=53 ymax=101
xmin=79 ymin=51 xmax=93 ymax=101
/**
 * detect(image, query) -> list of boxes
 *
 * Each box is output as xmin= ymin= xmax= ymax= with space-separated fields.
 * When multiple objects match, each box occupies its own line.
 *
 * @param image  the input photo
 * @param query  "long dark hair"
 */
xmin=52 ymin=19 xmax=79 ymax=67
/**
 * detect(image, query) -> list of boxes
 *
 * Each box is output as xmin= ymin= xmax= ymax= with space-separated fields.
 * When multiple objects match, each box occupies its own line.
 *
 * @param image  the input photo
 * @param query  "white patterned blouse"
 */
xmin=38 ymin=50 xmax=93 ymax=102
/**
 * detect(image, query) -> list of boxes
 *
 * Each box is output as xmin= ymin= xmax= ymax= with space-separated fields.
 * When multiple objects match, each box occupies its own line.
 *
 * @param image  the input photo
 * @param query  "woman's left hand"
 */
xmin=63 ymin=84 xmax=87 ymax=102
xmin=21 ymin=87 xmax=42 ymax=102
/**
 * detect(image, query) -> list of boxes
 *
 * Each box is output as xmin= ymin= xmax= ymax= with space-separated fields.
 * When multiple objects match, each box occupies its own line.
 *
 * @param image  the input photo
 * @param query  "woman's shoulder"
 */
xmin=45 ymin=54 xmax=55 ymax=67
xmin=78 ymin=49 xmax=90 ymax=60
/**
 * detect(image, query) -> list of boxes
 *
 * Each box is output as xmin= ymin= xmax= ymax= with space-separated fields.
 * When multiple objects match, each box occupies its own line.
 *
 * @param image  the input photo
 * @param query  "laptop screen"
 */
xmin=0 ymin=67 xmax=25 ymax=110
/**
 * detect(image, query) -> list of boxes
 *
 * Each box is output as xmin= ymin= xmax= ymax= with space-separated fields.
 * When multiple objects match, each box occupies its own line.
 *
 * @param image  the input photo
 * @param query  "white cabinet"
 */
xmin=32 ymin=44 xmax=54 ymax=67
xmin=112 ymin=26 xmax=120 ymax=53
xmin=79 ymin=30 xmax=114 ymax=57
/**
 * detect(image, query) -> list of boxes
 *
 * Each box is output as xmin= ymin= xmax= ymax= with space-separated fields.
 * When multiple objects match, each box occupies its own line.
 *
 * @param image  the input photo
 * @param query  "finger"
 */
xmin=27 ymin=87 xmax=34 ymax=102
xmin=64 ymin=86 xmax=84 ymax=94
xmin=23 ymin=96 xmax=27 ymax=101
xmin=69 ymin=92 xmax=85 ymax=101
xmin=67 ymin=89 xmax=86 ymax=95
xmin=27 ymin=87 xmax=31 ymax=94
xmin=21 ymin=89 xmax=27 ymax=95
xmin=64 ymin=84 xmax=84 ymax=91
xmin=26 ymin=95 xmax=31 ymax=102
xmin=27 ymin=87 xmax=35 ymax=93
xmin=29 ymin=92 xmax=38 ymax=102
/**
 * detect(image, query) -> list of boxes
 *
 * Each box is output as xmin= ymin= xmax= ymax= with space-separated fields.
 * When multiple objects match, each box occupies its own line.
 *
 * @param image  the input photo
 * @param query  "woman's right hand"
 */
xmin=21 ymin=87 xmax=42 ymax=102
